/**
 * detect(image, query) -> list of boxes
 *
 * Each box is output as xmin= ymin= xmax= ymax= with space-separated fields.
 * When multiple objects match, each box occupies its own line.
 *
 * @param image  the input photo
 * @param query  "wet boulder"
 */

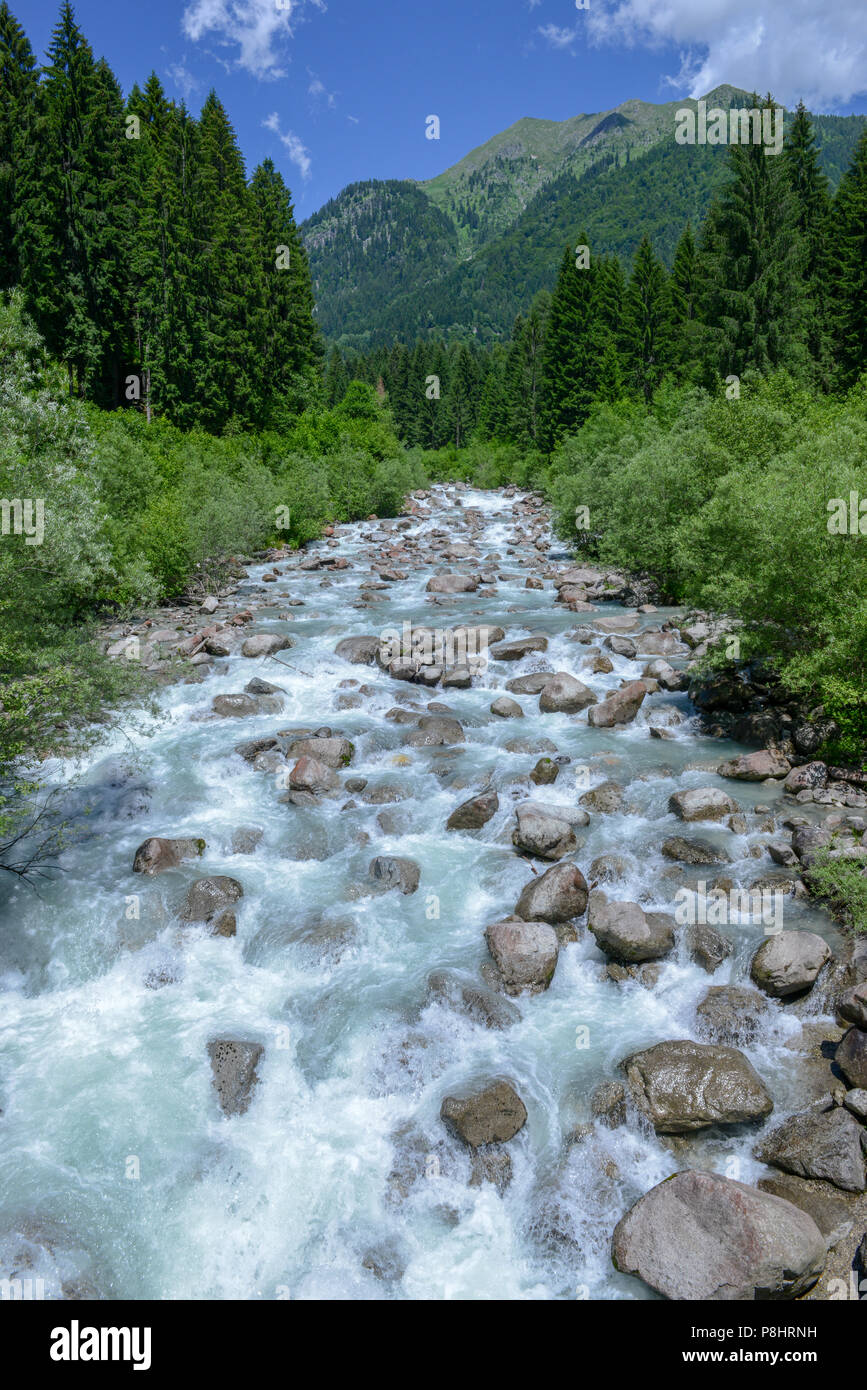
xmin=485 ymin=919 xmax=559 ymax=995
xmin=404 ymin=716 xmax=465 ymax=747
xmin=662 ymin=835 xmax=730 ymax=865
xmin=440 ymin=1080 xmax=527 ymax=1146
xmin=836 ymin=1027 xmax=867 ymax=1089
xmin=695 ymin=985 xmax=769 ymax=1044
xmin=368 ymin=856 xmax=421 ymax=895
xmin=512 ymin=803 xmax=578 ymax=860
xmin=668 ymin=787 xmax=740 ymax=822
xmin=240 ymin=633 xmax=293 ymax=658
xmin=750 ymin=931 xmax=832 ymax=998
xmin=717 ymin=750 xmax=791 ymax=780
xmin=446 ymin=788 xmax=498 ymax=831
xmin=287 ymin=736 xmax=354 ymax=768
xmin=586 ymin=681 xmax=647 ymax=728
xmin=538 ymin=673 xmax=597 ymax=714
xmin=179 ymin=876 xmax=243 ymax=937
xmin=490 ymin=695 xmax=524 ymax=718
xmin=426 ymin=573 xmax=478 ymax=594
xmin=622 ymin=1039 xmax=773 ymax=1133
xmin=489 ymin=635 xmax=548 ymax=661
xmin=288 ymin=756 xmax=339 ymax=794
xmin=212 ymin=693 xmax=259 ymax=718
xmin=588 ymin=896 xmax=675 ymax=963
xmin=335 ymin=635 xmax=380 ymax=664
xmin=132 ymin=836 xmax=206 ymax=875
xmin=839 ymin=982 xmax=867 ymax=1029
xmin=755 ymin=1107 xmax=866 ymax=1193
xmin=611 ymin=1171 xmax=824 ymax=1300
xmin=207 ymin=1039 xmax=264 ymax=1116
xmin=513 ymin=861 xmax=588 ymax=924
xmin=579 ymin=780 xmax=624 ymax=814
xmin=506 ymin=672 xmax=554 ymax=695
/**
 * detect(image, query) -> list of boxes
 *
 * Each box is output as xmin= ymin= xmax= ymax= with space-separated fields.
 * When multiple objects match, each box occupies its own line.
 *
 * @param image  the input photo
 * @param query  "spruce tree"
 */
xmin=0 ymin=2 xmax=37 ymax=290
xmin=831 ymin=129 xmax=867 ymax=388
xmin=538 ymin=240 xmax=598 ymax=450
xmin=785 ymin=101 xmax=833 ymax=384
xmin=623 ymin=235 xmax=673 ymax=403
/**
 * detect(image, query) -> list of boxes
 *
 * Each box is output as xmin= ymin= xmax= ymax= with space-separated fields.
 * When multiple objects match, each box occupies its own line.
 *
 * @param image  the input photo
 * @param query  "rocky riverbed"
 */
xmin=0 ymin=483 xmax=865 ymax=1301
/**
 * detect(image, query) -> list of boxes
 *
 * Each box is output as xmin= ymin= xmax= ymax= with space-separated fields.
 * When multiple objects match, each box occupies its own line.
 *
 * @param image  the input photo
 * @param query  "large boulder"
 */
xmin=404 ymin=716 xmax=465 ymax=747
xmin=440 ymin=1080 xmax=527 ymax=1146
xmin=538 ymin=673 xmax=597 ymax=714
xmin=839 ymin=982 xmax=867 ymax=1029
xmin=335 ymin=635 xmax=380 ymax=664
xmin=750 ymin=931 xmax=832 ymax=998
xmin=506 ymin=672 xmax=554 ymax=695
xmin=207 ymin=1039 xmax=264 ymax=1116
xmin=485 ymin=919 xmax=559 ymax=995
xmin=717 ymin=750 xmax=791 ymax=780
xmin=132 ymin=836 xmax=206 ymax=875
xmin=287 ymin=736 xmax=354 ymax=768
xmin=611 ymin=1171 xmax=825 ymax=1300
xmin=695 ymin=985 xmax=769 ymax=1044
xmin=662 ymin=836 xmax=730 ymax=865
xmin=490 ymin=695 xmax=524 ymax=718
xmin=179 ymin=876 xmax=243 ymax=937
xmin=512 ymin=804 xmax=578 ymax=861
xmin=622 ymin=1039 xmax=774 ymax=1133
xmin=783 ymin=762 xmax=827 ymax=794
xmin=426 ymin=573 xmax=478 ymax=594
xmin=587 ymin=681 xmax=647 ymax=728
xmin=836 ymin=1027 xmax=867 ymax=1089
xmin=240 ymin=633 xmax=293 ymax=658
xmin=446 ymin=788 xmax=498 ymax=831
xmin=369 ymin=856 xmax=421 ymax=895
xmin=755 ymin=1107 xmax=866 ymax=1193
xmin=288 ymin=756 xmax=339 ymax=794
xmin=212 ymin=693 xmax=258 ymax=718
xmin=588 ymin=897 xmax=675 ymax=963
xmin=668 ymin=787 xmax=740 ymax=822
xmin=579 ymin=780 xmax=624 ymax=814
xmin=489 ymin=635 xmax=548 ymax=661
xmin=514 ymin=862 xmax=589 ymax=923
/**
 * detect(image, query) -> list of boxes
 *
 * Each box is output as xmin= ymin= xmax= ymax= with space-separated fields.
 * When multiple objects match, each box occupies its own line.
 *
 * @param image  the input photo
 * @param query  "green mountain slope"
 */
xmin=301 ymin=89 xmax=866 ymax=350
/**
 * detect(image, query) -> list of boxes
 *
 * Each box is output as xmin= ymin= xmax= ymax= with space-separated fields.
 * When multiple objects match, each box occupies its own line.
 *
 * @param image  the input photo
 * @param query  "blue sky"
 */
xmin=19 ymin=1 xmax=867 ymax=217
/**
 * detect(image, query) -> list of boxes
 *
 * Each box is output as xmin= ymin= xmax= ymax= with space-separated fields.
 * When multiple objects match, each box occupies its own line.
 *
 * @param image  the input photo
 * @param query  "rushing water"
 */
xmin=0 ymin=486 xmax=841 ymax=1300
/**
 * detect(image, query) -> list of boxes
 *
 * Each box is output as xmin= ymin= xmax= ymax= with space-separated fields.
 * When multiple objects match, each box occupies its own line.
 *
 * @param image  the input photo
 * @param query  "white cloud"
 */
xmin=165 ymin=61 xmax=201 ymax=101
xmin=585 ymin=0 xmax=867 ymax=109
xmin=263 ymin=111 xmax=312 ymax=180
xmin=307 ymin=69 xmax=336 ymax=108
xmin=538 ymin=24 xmax=579 ymax=52
xmin=182 ymin=0 xmax=327 ymax=81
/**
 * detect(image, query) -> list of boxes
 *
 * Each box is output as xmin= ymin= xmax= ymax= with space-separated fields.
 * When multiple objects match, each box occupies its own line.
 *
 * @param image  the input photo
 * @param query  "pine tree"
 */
xmin=623 ymin=235 xmax=673 ymax=403
xmin=325 ymin=345 xmax=349 ymax=406
xmin=699 ymin=95 xmax=807 ymax=381
xmin=538 ymin=241 xmax=598 ymax=450
xmin=590 ymin=255 xmax=626 ymax=401
xmin=503 ymin=290 xmax=549 ymax=447
xmin=447 ymin=342 xmax=479 ymax=447
xmin=785 ymin=101 xmax=833 ymax=384
xmin=0 ymin=2 xmax=37 ymax=290
xmin=831 ymin=129 xmax=867 ymax=388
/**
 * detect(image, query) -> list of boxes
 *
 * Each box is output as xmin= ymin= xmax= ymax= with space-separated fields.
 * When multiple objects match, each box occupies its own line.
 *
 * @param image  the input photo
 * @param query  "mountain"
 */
xmin=301 ymin=88 xmax=867 ymax=350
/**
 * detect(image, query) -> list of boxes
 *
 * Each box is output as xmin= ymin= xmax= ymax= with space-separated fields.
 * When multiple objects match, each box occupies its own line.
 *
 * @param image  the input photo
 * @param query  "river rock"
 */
xmin=611 ymin=1171 xmax=825 ymax=1300
xmin=579 ymin=780 xmax=624 ymax=814
xmin=750 ymin=931 xmax=832 ymax=998
xmin=588 ymin=897 xmax=675 ymax=963
xmin=622 ymin=1039 xmax=774 ymax=1132
xmin=592 ymin=1081 xmax=628 ymax=1128
xmin=695 ymin=985 xmax=769 ymax=1044
xmin=512 ymin=804 xmax=577 ymax=860
xmin=288 ymin=756 xmax=339 ymax=794
xmin=489 ymin=636 xmax=548 ymax=661
xmin=490 ymin=695 xmax=524 ymax=718
xmin=240 ymin=633 xmax=293 ymax=658
xmin=717 ymin=750 xmax=791 ymax=780
xmin=589 ymin=853 xmax=635 ymax=883
xmin=663 ymin=835 xmax=730 ymax=865
xmin=446 ymin=788 xmax=498 ymax=830
xmin=287 ymin=736 xmax=354 ymax=768
xmin=485 ymin=919 xmax=559 ymax=994
xmin=756 ymin=1174 xmax=855 ymax=1251
xmin=207 ymin=1040 xmax=264 ymax=1116
xmin=539 ymin=673 xmax=597 ymax=714
xmin=686 ymin=924 xmax=735 ymax=974
xmin=836 ymin=1027 xmax=867 ymax=1089
xmin=586 ymin=681 xmax=647 ymax=728
xmin=440 ymin=1080 xmax=527 ymax=1145
xmin=132 ymin=836 xmax=206 ymax=875
xmin=506 ymin=672 xmax=553 ymax=694
xmin=212 ymin=693 xmax=259 ymax=718
xmin=530 ymin=757 xmax=559 ymax=785
xmin=668 ymin=787 xmax=740 ymax=822
xmin=335 ymin=635 xmax=380 ymax=664
xmin=179 ymin=876 xmax=243 ymax=936
xmin=426 ymin=573 xmax=478 ymax=594
xmin=404 ymin=716 xmax=465 ymax=747
xmin=839 ymin=982 xmax=867 ymax=1029
xmin=755 ymin=1107 xmax=866 ymax=1193
xmin=369 ymin=856 xmax=421 ymax=895
xmin=514 ymin=861 xmax=589 ymax=923
xmin=427 ymin=971 xmax=520 ymax=1029
xmin=784 ymin=762 xmax=828 ymax=794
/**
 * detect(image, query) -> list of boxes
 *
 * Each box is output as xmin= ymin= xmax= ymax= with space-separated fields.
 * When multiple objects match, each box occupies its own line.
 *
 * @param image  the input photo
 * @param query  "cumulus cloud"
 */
xmin=182 ymin=0 xmax=326 ymax=80
xmin=538 ymin=24 xmax=579 ymax=52
xmin=263 ymin=111 xmax=312 ymax=180
xmin=585 ymin=0 xmax=867 ymax=109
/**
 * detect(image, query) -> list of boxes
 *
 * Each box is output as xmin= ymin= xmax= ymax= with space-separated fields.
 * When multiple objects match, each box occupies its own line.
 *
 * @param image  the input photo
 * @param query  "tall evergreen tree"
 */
xmin=623 ymin=235 xmax=673 ymax=402
xmin=785 ymin=101 xmax=833 ymax=384
xmin=831 ymin=129 xmax=867 ymax=388
xmin=0 ymin=3 xmax=37 ymax=290
xmin=503 ymin=290 xmax=548 ymax=447
xmin=538 ymin=240 xmax=598 ymax=450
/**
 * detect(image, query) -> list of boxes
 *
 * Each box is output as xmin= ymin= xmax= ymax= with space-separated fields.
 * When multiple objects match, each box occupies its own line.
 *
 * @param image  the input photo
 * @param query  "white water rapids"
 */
xmin=0 ymin=486 xmax=841 ymax=1300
